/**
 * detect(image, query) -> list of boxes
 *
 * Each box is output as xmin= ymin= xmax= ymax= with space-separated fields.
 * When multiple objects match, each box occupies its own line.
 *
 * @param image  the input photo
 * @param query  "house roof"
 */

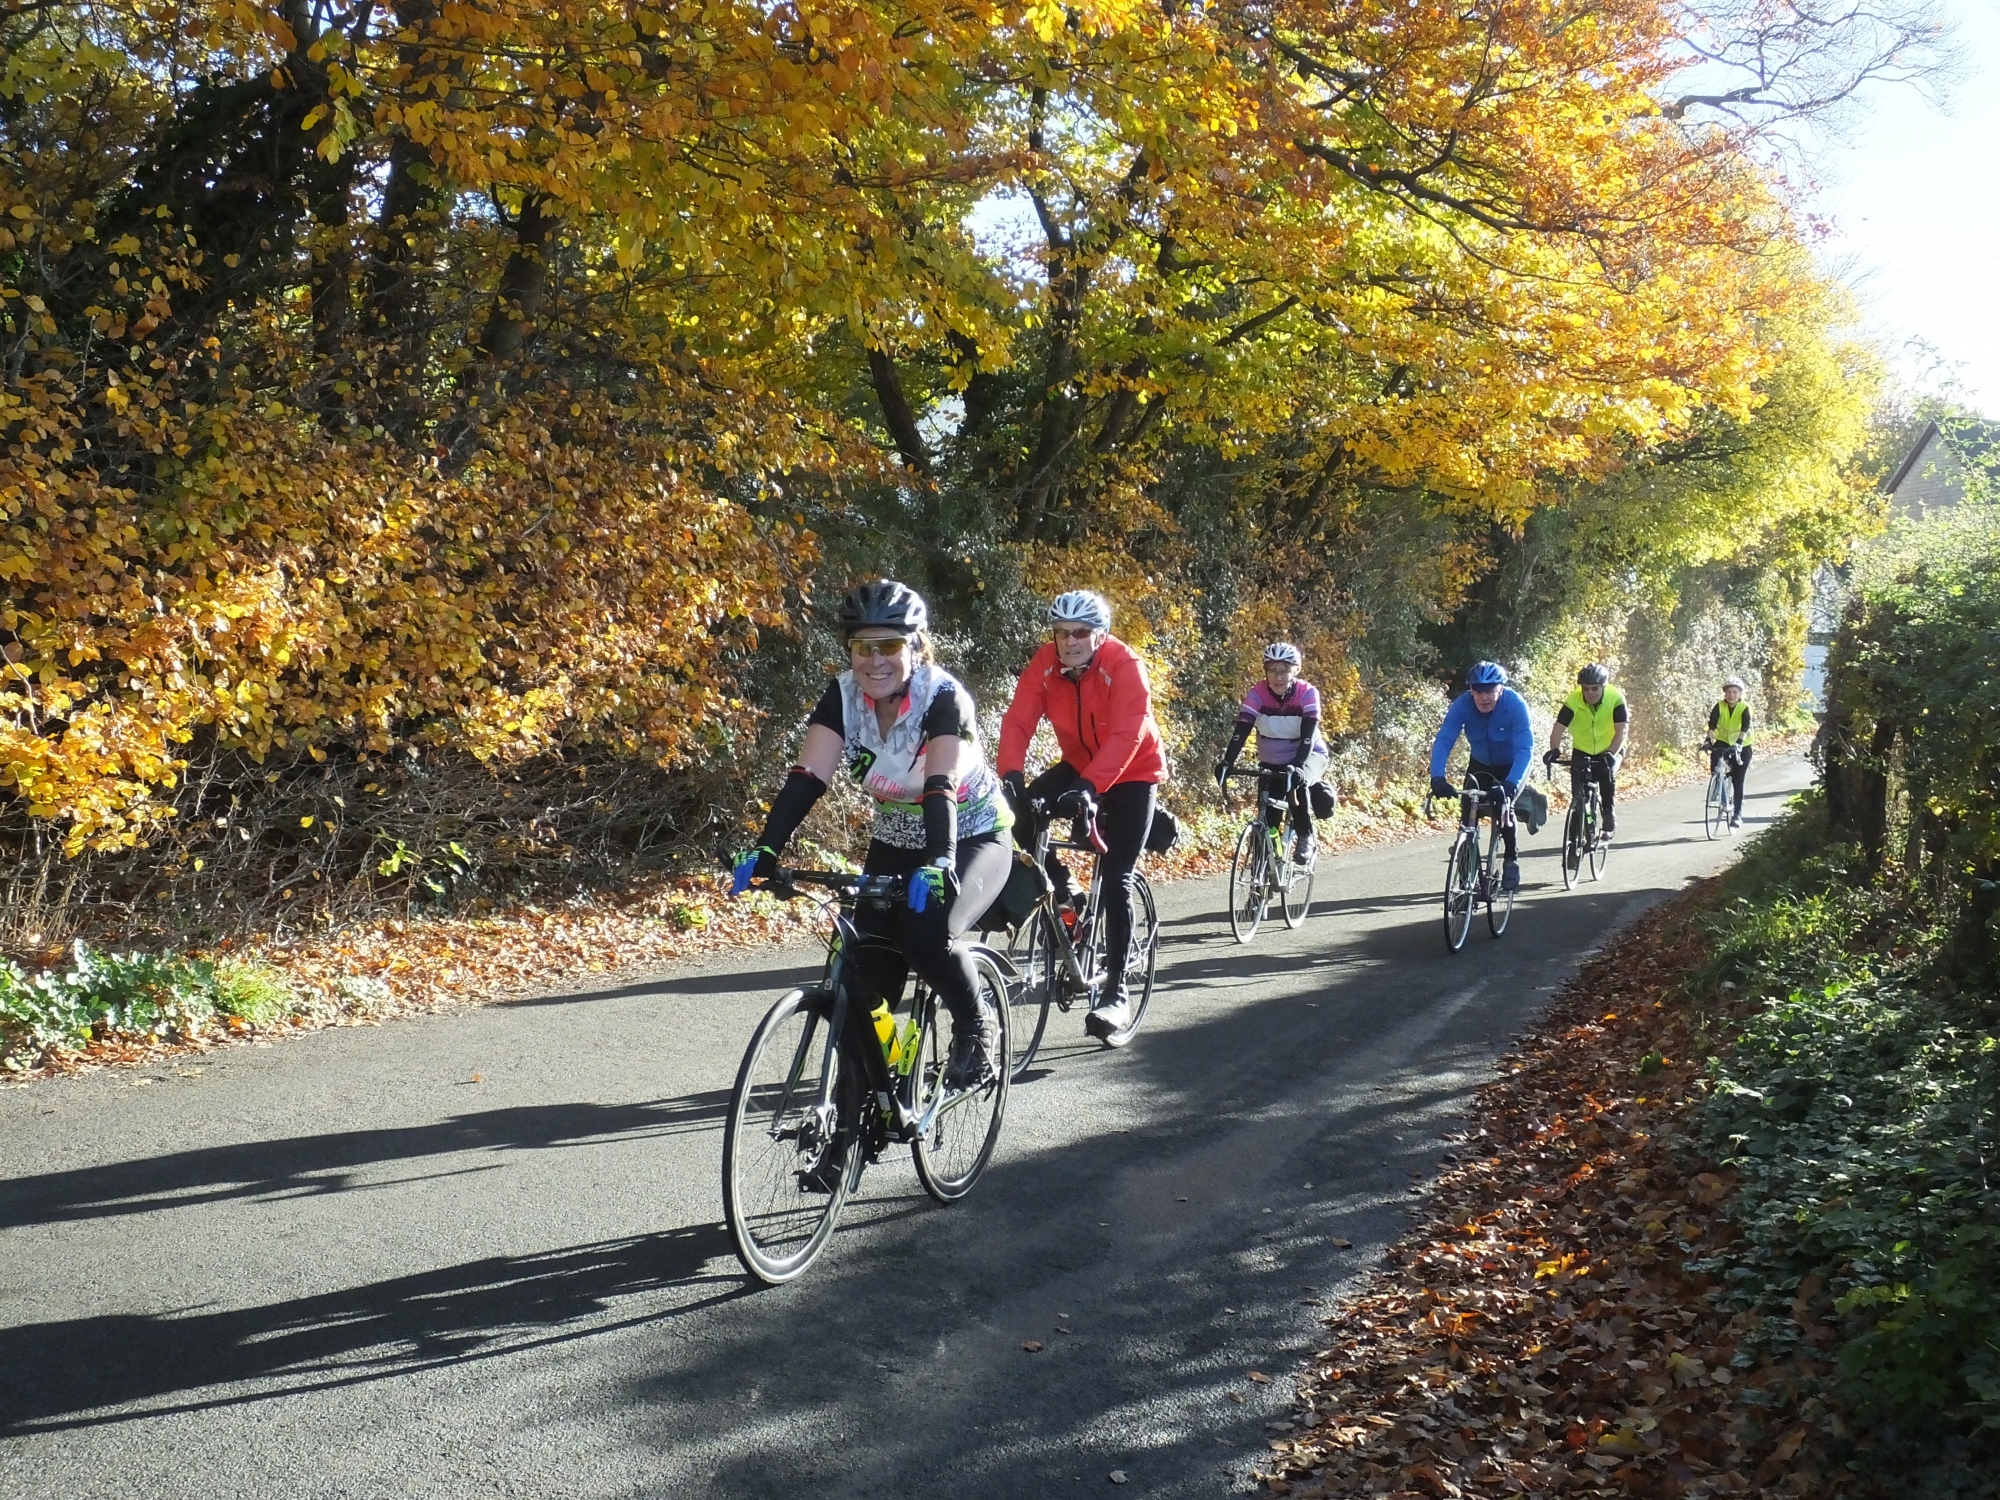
xmin=1884 ymin=417 xmax=2000 ymax=496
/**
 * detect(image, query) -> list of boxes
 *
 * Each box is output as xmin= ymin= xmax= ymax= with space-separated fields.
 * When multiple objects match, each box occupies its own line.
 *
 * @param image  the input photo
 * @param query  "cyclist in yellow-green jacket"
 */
xmin=1543 ymin=663 xmax=1629 ymax=837
xmin=1708 ymin=676 xmax=1754 ymax=829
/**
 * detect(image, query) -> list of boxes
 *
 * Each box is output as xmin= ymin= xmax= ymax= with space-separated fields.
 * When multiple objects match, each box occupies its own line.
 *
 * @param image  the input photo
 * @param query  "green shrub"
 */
xmin=212 ymin=960 xmax=299 ymax=1025
xmin=1696 ymin=800 xmax=2000 ymax=1477
xmin=0 ymin=941 xmax=303 ymax=1070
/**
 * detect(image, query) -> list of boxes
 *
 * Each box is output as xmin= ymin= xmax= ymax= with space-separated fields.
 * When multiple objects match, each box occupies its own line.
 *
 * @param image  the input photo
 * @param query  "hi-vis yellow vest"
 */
xmin=1562 ymin=685 xmax=1626 ymax=755
xmin=1713 ymin=700 xmax=1752 ymax=745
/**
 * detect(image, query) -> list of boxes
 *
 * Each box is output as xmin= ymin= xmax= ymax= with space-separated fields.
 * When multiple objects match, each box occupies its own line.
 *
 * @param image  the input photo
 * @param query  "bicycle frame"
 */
xmin=766 ymin=872 xmax=971 ymax=1151
xmin=1022 ymin=801 xmax=1109 ymax=999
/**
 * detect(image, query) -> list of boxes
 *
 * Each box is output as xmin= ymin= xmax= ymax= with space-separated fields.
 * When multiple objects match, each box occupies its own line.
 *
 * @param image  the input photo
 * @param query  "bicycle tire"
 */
xmin=1005 ymin=908 xmax=1057 ymax=1080
xmin=1561 ymin=803 xmax=1583 ymax=891
xmin=1704 ymin=771 xmax=1726 ymax=840
xmin=1281 ymin=849 xmax=1314 ymax=929
xmin=1100 ymin=873 xmax=1158 ymax=1048
xmin=1586 ymin=793 xmax=1608 ymax=880
xmin=1444 ymin=833 xmax=1478 ymax=951
xmin=722 ymin=987 xmax=859 ymax=1285
xmin=1228 ymin=821 xmax=1267 ymax=944
xmin=911 ymin=955 xmax=1011 ymax=1203
xmin=1486 ymin=823 xmax=1515 ymax=937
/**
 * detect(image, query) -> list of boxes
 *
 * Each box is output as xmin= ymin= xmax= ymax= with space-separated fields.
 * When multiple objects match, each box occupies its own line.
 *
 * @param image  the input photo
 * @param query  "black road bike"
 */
xmin=1429 ymin=781 xmax=1517 ymax=952
xmin=1005 ymin=801 xmax=1159 ymax=1079
xmin=721 ymin=870 xmax=1011 ymax=1284
xmin=1547 ymin=752 xmax=1611 ymax=890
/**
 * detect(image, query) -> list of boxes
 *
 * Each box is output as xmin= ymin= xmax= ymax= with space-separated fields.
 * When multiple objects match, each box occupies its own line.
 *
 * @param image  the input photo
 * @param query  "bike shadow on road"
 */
xmin=0 ymin=1091 xmax=736 ymax=1233
xmin=505 ymin=961 xmax=823 ymax=1010
xmin=0 ymin=1220 xmax=750 ymax=1436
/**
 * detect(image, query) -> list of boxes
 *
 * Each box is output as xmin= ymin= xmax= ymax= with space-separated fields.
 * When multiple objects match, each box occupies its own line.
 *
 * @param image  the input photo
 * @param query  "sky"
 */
xmin=1805 ymin=0 xmax=2000 ymax=414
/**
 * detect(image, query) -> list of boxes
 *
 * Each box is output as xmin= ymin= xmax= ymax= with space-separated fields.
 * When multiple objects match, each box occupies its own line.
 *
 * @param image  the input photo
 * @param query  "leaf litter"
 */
xmin=1257 ymin=880 xmax=1846 ymax=1498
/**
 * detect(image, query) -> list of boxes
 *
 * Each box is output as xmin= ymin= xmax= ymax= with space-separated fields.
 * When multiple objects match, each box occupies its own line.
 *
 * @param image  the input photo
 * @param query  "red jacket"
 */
xmin=998 ymin=637 xmax=1166 ymax=789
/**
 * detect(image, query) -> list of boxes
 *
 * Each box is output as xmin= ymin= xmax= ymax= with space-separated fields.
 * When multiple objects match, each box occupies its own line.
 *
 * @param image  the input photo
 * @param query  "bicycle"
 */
xmin=1005 ymin=800 xmax=1160 ymax=1079
xmin=1704 ymin=746 xmax=1740 ymax=840
xmin=1222 ymin=766 xmax=1314 ymax=943
xmin=1546 ymin=752 xmax=1610 ymax=890
xmin=1430 ymin=780 xmax=1516 ymax=952
xmin=721 ymin=868 xmax=1011 ymax=1284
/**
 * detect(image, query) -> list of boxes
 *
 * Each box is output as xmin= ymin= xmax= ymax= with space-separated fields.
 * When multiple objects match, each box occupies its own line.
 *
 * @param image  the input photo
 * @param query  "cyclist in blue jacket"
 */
xmin=1429 ymin=661 xmax=1534 ymax=892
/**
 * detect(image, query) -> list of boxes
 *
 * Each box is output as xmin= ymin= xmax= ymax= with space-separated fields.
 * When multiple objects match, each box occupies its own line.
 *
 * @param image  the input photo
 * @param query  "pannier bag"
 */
xmin=979 ymin=847 xmax=1054 ymax=933
xmin=1513 ymin=783 xmax=1549 ymax=836
xmin=1308 ymin=780 xmax=1338 ymax=821
xmin=1145 ymin=807 xmax=1181 ymax=855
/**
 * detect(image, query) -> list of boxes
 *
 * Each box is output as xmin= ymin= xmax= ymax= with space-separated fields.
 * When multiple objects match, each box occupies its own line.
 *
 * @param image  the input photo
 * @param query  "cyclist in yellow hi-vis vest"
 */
xmin=1708 ymin=676 xmax=1754 ymax=829
xmin=1543 ymin=663 xmax=1629 ymax=836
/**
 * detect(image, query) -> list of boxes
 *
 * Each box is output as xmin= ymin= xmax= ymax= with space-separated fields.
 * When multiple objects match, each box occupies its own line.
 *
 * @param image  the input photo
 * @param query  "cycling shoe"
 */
xmin=1084 ymin=996 xmax=1131 ymax=1040
xmin=944 ymin=1004 xmax=999 ymax=1090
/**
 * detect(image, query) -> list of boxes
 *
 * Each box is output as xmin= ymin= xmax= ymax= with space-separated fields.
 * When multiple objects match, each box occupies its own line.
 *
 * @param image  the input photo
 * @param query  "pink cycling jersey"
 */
xmin=1237 ymin=680 xmax=1327 ymax=765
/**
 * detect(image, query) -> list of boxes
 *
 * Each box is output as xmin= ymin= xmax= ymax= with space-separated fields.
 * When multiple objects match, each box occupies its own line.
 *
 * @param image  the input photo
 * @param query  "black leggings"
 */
xmin=850 ymin=831 xmax=1013 ymax=1031
xmin=1258 ymin=766 xmax=1312 ymax=839
xmin=1570 ymin=751 xmax=1617 ymax=829
xmin=1710 ymin=743 xmax=1752 ymax=814
xmin=1019 ymin=763 xmax=1156 ymax=999
xmin=1464 ymin=758 xmax=1518 ymax=861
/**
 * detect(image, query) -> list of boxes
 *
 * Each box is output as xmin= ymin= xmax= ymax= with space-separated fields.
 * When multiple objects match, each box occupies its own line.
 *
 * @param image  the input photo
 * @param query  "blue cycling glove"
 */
xmin=730 ymin=846 xmax=778 ymax=896
xmin=907 ymin=861 xmax=956 ymax=914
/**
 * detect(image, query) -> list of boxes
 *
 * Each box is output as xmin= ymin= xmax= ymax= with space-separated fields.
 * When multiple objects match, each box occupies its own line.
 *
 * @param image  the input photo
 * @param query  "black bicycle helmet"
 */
xmin=1577 ymin=662 xmax=1610 ymax=688
xmin=838 ymin=579 xmax=928 ymax=640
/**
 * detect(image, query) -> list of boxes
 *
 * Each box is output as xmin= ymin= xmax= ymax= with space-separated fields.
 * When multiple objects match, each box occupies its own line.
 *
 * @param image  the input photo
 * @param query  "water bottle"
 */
xmin=870 ymin=1002 xmax=896 ymax=1063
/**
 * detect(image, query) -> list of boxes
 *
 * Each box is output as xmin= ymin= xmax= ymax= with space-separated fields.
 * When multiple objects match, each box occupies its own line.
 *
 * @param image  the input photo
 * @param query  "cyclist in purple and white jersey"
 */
xmin=1213 ymin=642 xmax=1331 ymax=865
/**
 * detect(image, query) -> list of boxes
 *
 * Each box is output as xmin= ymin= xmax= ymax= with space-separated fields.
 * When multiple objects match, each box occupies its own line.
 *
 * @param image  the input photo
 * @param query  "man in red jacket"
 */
xmin=998 ymin=589 xmax=1166 ymax=1038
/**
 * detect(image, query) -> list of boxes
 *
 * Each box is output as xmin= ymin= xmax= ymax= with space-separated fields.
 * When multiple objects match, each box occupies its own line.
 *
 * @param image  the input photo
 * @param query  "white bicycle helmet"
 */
xmin=1723 ymin=675 xmax=1746 ymax=690
xmin=1048 ymin=590 xmax=1112 ymax=630
xmin=1264 ymin=642 xmax=1302 ymax=666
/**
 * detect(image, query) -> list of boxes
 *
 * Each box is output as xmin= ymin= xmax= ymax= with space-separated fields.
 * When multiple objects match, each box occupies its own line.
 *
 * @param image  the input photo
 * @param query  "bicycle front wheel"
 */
xmin=1281 ymin=849 xmax=1314 ymax=929
xmin=1228 ymin=822 xmax=1267 ymax=944
xmin=722 ymin=988 xmax=858 ymax=1285
xmin=1586 ymin=797 xmax=1608 ymax=880
xmin=1444 ymin=833 xmax=1479 ymax=952
xmin=1704 ymin=771 xmax=1726 ymax=839
xmin=1486 ymin=828 xmax=1515 ymax=938
xmin=1006 ymin=908 xmax=1057 ymax=1080
xmin=1101 ymin=873 xmax=1158 ymax=1048
xmin=911 ymin=955 xmax=1011 ymax=1204
xmin=1561 ymin=804 xmax=1582 ymax=891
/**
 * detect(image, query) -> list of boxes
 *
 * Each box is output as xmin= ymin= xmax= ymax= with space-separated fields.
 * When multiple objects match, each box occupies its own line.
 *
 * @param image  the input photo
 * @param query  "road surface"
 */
xmin=0 ymin=760 xmax=1810 ymax=1499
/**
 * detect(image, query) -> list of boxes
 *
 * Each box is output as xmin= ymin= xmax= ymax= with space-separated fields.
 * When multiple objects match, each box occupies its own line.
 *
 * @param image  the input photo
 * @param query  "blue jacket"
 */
xmin=1430 ymin=687 xmax=1534 ymax=789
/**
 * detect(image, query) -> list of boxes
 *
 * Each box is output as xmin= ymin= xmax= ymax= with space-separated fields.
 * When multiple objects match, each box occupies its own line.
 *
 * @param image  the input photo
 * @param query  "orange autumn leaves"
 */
xmin=4 ymin=0 xmax=1827 ymax=854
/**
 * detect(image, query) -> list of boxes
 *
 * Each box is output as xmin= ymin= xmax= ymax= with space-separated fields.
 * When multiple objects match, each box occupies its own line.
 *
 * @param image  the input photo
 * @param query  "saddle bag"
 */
xmin=1308 ymin=780 xmax=1338 ymax=821
xmin=1514 ymin=782 xmax=1550 ymax=836
xmin=979 ymin=847 xmax=1054 ymax=934
xmin=1145 ymin=806 xmax=1181 ymax=855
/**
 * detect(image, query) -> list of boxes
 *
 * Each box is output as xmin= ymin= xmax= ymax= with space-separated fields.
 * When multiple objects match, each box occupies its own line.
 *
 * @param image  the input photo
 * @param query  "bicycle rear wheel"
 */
xmin=722 ymin=987 xmax=858 ymax=1284
xmin=1228 ymin=822 xmax=1267 ymax=944
xmin=1486 ymin=826 xmax=1515 ymax=937
xmin=1586 ymin=795 xmax=1608 ymax=880
xmin=1704 ymin=771 xmax=1726 ymax=839
xmin=1100 ymin=874 xmax=1158 ymax=1048
xmin=1005 ymin=908 xmax=1057 ymax=1080
xmin=911 ymin=955 xmax=1011 ymax=1204
xmin=1444 ymin=833 xmax=1479 ymax=951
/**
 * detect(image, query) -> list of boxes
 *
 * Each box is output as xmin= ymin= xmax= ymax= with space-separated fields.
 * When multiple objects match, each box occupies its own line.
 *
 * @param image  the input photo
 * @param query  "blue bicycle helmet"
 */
xmin=1467 ymin=661 xmax=1508 ymax=687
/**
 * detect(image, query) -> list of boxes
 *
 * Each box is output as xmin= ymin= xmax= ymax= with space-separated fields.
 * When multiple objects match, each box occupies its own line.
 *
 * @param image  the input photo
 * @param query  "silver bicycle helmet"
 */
xmin=1264 ymin=642 xmax=1303 ymax=666
xmin=1577 ymin=662 xmax=1610 ymax=688
xmin=1048 ymin=590 xmax=1112 ymax=630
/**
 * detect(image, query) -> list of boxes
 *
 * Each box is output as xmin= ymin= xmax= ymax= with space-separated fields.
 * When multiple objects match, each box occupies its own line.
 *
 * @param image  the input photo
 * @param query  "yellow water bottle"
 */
xmin=893 ymin=1017 xmax=921 ymax=1075
xmin=870 ymin=1002 xmax=896 ymax=1063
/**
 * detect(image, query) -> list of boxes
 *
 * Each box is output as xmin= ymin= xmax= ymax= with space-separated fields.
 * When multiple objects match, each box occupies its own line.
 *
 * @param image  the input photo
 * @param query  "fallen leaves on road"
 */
xmin=1023 ymin=1341 xmax=1045 ymax=1353
xmin=1258 ymin=879 xmax=1843 ymax=1498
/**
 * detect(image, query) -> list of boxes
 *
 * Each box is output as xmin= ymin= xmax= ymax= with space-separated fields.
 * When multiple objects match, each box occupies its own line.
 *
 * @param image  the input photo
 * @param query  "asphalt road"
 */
xmin=0 ymin=759 xmax=1811 ymax=1499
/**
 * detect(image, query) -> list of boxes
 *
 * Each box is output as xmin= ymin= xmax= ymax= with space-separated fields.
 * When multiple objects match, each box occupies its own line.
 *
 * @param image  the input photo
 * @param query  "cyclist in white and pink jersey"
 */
xmin=1213 ymin=642 xmax=1331 ymax=865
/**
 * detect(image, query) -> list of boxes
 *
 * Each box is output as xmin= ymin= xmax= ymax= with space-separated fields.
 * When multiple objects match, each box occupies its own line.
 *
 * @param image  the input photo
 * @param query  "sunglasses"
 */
xmin=848 ymin=636 xmax=910 ymax=659
xmin=1052 ymin=626 xmax=1098 ymax=643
